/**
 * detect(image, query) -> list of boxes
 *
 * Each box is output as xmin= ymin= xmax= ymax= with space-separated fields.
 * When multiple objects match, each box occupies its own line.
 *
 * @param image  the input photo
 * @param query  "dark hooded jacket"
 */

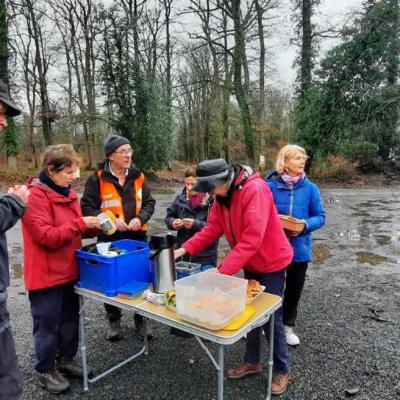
xmin=165 ymin=189 xmax=218 ymax=265
xmin=0 ymin=194 xmax=26 ymax=304
xmin=81 ymin=161 xmax=155 ymax=242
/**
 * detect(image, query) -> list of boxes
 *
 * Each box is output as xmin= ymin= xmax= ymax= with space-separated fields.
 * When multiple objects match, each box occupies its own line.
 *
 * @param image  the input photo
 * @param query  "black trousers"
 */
xmin=0 ymin=302 xmax=22 ymax=400
xmin=29 ymin=282 xmax=79 ymax=373
xmin=282 ymin=261 xmax=308 ymax=327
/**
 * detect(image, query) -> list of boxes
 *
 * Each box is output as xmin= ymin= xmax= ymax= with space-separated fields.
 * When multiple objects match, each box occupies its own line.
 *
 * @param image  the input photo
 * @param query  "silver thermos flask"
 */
xmin=149 ymin=233 xmax=177 ymax=294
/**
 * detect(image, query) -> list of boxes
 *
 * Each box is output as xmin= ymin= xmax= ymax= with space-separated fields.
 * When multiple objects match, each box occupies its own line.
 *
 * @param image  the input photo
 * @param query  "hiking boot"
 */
xmin=284 ymin=325 xmax=300 ymax=346
xmin=57 ymin=357 xmax=84 ymax=378
xmin=135 ymin=316 xmax=153 ymax=341
xmin=107 ymin=319 xmax=123 ymax=342
xmin=271 ymin=372 xmax=291 ymax=396
xmin=226 ymin=362 xmax=262 ymax=379
xmin=38 ymin=369 xmax=70 ymax=394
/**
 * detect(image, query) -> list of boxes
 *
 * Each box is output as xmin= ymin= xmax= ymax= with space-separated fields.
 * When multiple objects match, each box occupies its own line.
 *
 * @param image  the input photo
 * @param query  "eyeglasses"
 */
xmin=114 ymin=149 xmax=133 ymax=157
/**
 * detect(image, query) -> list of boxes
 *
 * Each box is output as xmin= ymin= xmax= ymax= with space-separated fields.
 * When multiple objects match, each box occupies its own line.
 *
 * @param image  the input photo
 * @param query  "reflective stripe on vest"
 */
xmin=97 ymin=170 xmax=147 ymax=231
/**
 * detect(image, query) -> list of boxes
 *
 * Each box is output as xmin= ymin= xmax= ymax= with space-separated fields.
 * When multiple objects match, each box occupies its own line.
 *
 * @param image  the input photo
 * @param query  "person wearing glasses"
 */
xmin=81 ymin=134 xmax=156 ymax=341
xmin=266 ymin=144 xmax=325 ymax=347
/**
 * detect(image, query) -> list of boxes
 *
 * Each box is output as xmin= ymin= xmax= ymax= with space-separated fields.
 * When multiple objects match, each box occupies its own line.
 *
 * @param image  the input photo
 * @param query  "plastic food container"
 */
xmin=76 ymin=239 xmax=151 ymax=297
xmin=175 ymin=272 xmax=247 ymax=330
xmin=279 ymin=214 xmax=305 ymax=234
xmin=175 ymin=261 xmax=202 ymax=279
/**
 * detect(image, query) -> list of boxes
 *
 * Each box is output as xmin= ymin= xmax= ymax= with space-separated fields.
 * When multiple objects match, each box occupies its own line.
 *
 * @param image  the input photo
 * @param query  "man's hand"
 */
xmin=172 ymin=218 xmax=184 ymax=230
xmin=174 ymin=247 xmax=187 ymax=259
xmin=8 ymin=185 xmax=29 ymax=203
xmin=128 ymin=217 xmax=142 ymax=231
xmin=182 ymin=218 xmax=194 ymax=229
xmin=82 ymin=216 xmax=102 ymax=229
xmin=115 ymin=218 xmax=129 ymax=231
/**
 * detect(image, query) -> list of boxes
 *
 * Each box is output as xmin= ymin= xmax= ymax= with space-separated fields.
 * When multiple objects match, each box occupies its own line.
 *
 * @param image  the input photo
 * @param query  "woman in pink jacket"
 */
xmin=174 ymin=158 xmax=293 ymax=396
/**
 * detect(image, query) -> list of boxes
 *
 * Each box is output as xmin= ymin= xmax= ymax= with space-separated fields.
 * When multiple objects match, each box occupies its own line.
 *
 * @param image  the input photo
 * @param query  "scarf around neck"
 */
xmin=280 ymin=171 xmax=306 ymax=189
xmin=189 ymin=192 xmax=207 ymax=209
xmin=39 ymin=170 xmax=71 ymax=197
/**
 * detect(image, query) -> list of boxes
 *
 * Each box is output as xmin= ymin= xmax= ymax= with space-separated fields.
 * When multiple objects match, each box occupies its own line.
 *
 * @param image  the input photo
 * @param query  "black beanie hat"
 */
xmin=104 ymin=134 xmax=131 ymax=157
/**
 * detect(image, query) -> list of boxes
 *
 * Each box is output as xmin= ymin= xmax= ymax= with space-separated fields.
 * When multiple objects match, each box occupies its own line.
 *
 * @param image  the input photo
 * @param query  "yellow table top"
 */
xmin=137 ymin=292 xmax=281 ymax=338
xmin=75 ymin=287 xmax=281 ymax=342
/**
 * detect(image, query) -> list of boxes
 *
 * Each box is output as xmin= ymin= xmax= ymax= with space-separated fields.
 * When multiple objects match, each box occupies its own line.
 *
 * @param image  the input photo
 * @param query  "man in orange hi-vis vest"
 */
xmin=81 ymin=134 xmax=155 ymax=341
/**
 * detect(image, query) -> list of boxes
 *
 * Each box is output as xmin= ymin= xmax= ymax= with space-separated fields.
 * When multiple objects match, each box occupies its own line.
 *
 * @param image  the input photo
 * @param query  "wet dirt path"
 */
xmin=5 ymin=187 xmax=400 ymax=400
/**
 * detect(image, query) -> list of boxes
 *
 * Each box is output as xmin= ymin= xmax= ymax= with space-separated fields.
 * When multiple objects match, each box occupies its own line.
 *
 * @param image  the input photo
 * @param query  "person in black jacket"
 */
xmin=81 ymin=134 xmax=155 ymax=341
xmin=165 ymin=166 xmax=218 ymax=338
xmin=165 ymin=166 xmax=217 ymax=268
xmin=0 ymin=79 xmax=29 ymax=400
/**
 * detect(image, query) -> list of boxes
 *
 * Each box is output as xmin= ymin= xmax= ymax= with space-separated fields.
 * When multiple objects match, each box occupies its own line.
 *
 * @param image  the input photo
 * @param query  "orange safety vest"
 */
xmin=97 ymin=170 xmax=148 ymax=231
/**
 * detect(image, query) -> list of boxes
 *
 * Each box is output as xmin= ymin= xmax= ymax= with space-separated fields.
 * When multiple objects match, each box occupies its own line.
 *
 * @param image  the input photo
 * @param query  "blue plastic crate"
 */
xmin=175 ymin=261 xmax=202 ymax=280
xmin=76 ymin=239 xmax=151 ymax=296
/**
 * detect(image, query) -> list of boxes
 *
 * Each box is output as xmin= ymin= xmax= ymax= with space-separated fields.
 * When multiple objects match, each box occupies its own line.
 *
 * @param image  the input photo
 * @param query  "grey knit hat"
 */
xmin=193 ymin=158 xmax=232 ymax=193
xmin=104 ymin=134 xmax=131 ymax=157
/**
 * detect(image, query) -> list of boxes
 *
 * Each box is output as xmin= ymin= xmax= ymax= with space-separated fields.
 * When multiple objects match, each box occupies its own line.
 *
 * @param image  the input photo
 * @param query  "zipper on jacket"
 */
xmin=289 ymin=189 xmax=294 ymax=215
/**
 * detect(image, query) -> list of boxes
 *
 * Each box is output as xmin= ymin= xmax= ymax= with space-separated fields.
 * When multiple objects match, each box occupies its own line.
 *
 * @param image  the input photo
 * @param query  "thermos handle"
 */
xmin=149 ymin=248 xmax=162 ymax=260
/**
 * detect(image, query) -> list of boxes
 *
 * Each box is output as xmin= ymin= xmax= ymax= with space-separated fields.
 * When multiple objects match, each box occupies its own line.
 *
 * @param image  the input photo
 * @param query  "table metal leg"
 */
xmin=266 ymin=313 xmax=275 ymax=400
xmin=79 ymin=295 xmax=89 ymax=392
xmin=218 ymin=345 xmax=224 ymax=400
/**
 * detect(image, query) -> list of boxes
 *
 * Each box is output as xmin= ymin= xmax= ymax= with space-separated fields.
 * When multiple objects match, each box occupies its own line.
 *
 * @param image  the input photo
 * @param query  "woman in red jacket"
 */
xmin=22 ymin=145 xmax=101 ymax=394
xmin=174 ymin=159 xmax=293 ymax=396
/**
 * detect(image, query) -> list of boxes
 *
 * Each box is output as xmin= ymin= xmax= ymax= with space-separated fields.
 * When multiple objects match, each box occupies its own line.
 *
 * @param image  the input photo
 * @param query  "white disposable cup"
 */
xmin=96 ymin=242 xmax=111 ymax=255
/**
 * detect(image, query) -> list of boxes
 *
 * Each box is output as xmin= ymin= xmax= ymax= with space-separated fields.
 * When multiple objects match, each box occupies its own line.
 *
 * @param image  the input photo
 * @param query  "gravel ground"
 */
xmin=6 ymin=188 xmax=400 ymax=400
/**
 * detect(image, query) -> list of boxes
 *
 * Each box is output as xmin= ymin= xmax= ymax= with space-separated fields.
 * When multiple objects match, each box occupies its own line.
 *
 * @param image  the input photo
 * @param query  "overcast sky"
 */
xmin=274 ymin=0 xmax=365 ymax=87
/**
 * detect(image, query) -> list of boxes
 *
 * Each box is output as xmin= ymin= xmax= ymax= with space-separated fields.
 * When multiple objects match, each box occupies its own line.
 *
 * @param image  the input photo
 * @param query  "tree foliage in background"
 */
xmin=295 ymin=0 xmax=399 ymax=169
xmin=99 ymin=2 xmax=172 ymax=171
xmin=0 ymin=0 xmax=21 ymax=162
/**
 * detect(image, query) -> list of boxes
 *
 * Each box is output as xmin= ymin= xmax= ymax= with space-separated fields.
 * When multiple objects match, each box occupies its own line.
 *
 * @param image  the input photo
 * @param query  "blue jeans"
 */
xmin=244 ymin=269 xmax=291 ymax=374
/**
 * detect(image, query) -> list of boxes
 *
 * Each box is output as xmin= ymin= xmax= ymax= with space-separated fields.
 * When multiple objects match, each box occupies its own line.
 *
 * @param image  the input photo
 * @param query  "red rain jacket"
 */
xmin=22 ymin=178 xmax=87 ymax=290
xmin=183 ymin=169 xmax=293 ymax=275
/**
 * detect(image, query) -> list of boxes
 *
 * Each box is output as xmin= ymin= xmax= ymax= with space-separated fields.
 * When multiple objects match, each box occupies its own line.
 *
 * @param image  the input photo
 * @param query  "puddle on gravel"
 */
xmin=351 ymin=211 xmax=371 ymax=217
xmin=374 ymin=235 xmax=392 ymax=246
xmin=328 ymin=196 xmax=342 ymax=204
xmin=356 ymin=252 xmax=389 ymax=265
xmin=357 ymin=201 xmax=379 ymax=208
xmin=11 ymin=263 xmax=23 ymax=279
xmin=313 ymin=244 xmax=331 ymax=263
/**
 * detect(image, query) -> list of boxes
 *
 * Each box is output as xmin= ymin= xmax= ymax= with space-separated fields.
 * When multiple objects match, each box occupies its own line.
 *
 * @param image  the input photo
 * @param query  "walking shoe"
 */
xmin=38 ymin=369 xmax=70 ymax=394
xmin=226 ymin=362 xmax=262 ymax=379
xmin=107 ymin=319 xmax=123 ymax=342
xmin=57 ymin=357 xmax=84 ymax=378
xmin=284 ymin=325 xmax=300 ymax=346
xmin=135 ymin=319 xmax=154 ymax=341
xmin=271 ymin=372 xmax=291 ymax=395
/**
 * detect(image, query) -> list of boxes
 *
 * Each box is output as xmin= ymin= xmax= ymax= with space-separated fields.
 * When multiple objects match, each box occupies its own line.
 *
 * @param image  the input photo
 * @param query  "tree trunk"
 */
xmin=230 ymin=0 xmax=255 ymax=163
xmin=221 ymin=9 xmax=230 ymax=162
xmin=26 ymin=0 xmax=52 ymax=145
xmin=255 ymin=0 xmax=265 ymax=124
xmin=0 ymin=0 xmax=8 ymax=80
xmin=300 ymin=0 xmax=312 ymax=96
